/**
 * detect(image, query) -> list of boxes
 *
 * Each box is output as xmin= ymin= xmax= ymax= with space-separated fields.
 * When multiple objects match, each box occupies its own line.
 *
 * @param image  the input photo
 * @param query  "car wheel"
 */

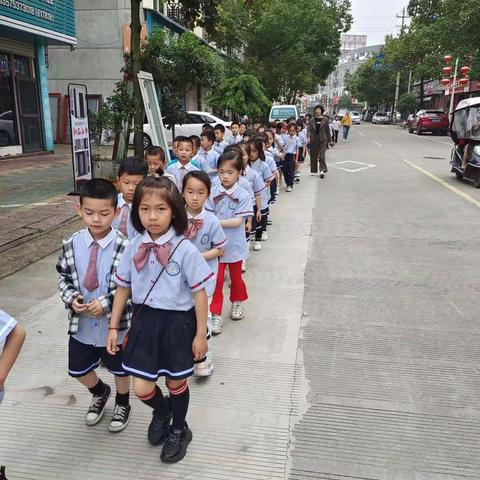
xmin=416 ymin=127 xmax=422 ymax=135
xmin=0 ymin=130 xmax=10 ymax=147
xmin=474 ymin=174 xmax=480 ymax=189
xmin=455 ymin=171 xmax=463 ymax=180
xmin=143 ymin=134 xmax=152 ymax=150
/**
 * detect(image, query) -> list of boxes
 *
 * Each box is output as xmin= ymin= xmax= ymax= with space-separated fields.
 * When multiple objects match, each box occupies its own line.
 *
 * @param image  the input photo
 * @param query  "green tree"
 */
xmin=396 ymin=93 xmax=418 ymax=117
xmin=141 ymin=28 xmax=225 ymax=130
xmin=338 ymin=94 xmax=352 ymax=109
xmin=206 ymin=74 xmax=271 ymax=120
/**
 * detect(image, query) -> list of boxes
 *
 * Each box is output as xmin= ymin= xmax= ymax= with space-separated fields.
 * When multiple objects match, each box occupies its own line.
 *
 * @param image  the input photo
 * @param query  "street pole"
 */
xmin=392 ymin=7 xmax=408 ymax=123
xmin=407 ymin=69 xmax=412 ymax=94
xmin=449 ymin=57 xmax=459 ymax=120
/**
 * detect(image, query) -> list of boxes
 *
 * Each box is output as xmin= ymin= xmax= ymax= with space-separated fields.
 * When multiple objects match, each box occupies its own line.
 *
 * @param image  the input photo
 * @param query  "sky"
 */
xmin=347 ymin=0 xmax=411 ymax=46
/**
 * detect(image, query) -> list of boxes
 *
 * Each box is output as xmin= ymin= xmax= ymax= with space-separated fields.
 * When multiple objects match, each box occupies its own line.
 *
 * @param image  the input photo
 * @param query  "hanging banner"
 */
xmin=68 ymin=83 xmax=92 ymax=192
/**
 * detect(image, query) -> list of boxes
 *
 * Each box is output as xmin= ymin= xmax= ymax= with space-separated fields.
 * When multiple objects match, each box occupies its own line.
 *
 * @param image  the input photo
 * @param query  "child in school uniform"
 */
xmin=182 ymin=170 xmax=227 ymax=351
xmin=56 ymin=179 xmax=132 ymax=432
xmin=112 ymin=156 xmax=148 ymax=239
xmin=197 ymin=130 xmax=220 ymax=179
xmin=257 ymin=133 xmax=279 ymax=227
xmin=229 ymin=122 xmax=243 ymax=144
xmin=0 ymin=309 xmax=26 ymax=404
xmin=145 ymin=145 xmax=176 ymax=183
xmin=108 ymin=176 xmax=212 ymax=463
xmin=206 ymin=151 xmax=253 ymax=328
xmin=266 ymin=129 xmax=282 ymax=201
xmin=282 ymin=123 xmax=300 ymax=192
xmin=213 ymin=124 xmax=230 ymax=155
xmin=165 ymin=136 xmax=200 ymax=190
xmin=248 ymin=138 xmax=274 ymax=251
xmin=294 ymin=121 xmax=308 ymax=183
xmin=190 ymin=135 xmax=202 ymax=158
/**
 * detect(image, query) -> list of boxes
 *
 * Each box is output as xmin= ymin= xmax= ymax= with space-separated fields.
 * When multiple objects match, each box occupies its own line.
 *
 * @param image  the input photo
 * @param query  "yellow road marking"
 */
xmin=402 ymin=159 xmax=480 ymax=209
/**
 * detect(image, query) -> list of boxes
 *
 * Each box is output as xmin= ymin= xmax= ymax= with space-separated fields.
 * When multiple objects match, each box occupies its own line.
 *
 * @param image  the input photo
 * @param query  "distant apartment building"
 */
xmin=47 ymin=0 xmax=213 ymax=143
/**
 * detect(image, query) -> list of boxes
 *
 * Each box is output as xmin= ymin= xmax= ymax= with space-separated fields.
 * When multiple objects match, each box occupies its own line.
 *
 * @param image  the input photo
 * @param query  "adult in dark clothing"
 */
xmin=308 ymin=105 xmax=332 ymax=177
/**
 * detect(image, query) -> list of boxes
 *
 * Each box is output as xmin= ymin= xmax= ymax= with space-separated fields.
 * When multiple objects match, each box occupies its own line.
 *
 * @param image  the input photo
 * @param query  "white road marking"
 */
xmin=392 ymin=127 xmax=451 ymax=146
xmin=402 ymin=158 xmax=480 ymax=209
xmin=372 ymin=141 xmax=383 ymax=147
xmin=331 ymin=160 xmax=377 ymax=173
xmin=358 ymin=131 xmax=365 ymax=137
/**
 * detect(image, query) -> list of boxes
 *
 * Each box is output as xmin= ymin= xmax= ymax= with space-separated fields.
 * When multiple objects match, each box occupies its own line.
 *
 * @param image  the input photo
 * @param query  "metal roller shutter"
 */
xmin=0 ymin=38 xmax=35 ymax=57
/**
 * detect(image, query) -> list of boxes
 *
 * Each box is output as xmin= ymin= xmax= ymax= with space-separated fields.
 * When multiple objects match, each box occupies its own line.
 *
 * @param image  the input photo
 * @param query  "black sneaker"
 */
xmin=161 ymin=424 xmax=193 ymax=463
xmin=108 ymin=404 xmax=131 ymax=433
xmin=148 ymin=409 xmax=172 ymax=445
xmin=85 ymin=384 xmax=111 ymax=426
xmin=0 ymin=465 xmax=8 ymax=480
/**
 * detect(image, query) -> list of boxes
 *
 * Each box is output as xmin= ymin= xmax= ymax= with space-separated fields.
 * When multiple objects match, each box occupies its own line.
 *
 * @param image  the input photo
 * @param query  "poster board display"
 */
xmin=68 ymin=83 xmax=92 ymax=192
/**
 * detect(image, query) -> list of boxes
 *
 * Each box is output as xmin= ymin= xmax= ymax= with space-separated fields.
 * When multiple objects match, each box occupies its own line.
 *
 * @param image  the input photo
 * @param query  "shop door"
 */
xmin=15 ymin=56 xmax=42 ymax=152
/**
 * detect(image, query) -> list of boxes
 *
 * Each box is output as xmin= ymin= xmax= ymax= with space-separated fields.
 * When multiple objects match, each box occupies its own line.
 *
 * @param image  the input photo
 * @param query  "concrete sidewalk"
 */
xmin=0 ymin=171 xmax=315 ymax=479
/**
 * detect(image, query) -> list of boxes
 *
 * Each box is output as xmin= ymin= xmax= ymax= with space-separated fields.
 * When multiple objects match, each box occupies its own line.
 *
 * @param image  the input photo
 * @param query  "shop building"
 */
xmin=0 ymin=1 xmax=76 ymax=157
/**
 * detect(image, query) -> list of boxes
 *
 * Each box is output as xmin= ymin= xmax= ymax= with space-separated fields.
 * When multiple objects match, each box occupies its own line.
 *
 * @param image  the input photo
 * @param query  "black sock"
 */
xmin=139 ymin=385 xmax=170 ymax=415
xmin=169 ymin=383 xmax=190 ymax=430
xmin=88 ymin=379 xmax=106 ymax=397
xmin=116 ymin=391 xmax=130 ymax=406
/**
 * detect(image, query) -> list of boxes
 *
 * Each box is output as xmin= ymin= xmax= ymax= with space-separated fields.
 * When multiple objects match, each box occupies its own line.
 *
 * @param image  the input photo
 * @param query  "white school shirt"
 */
xmin=250 ymin=160 xmax=274 ymax=210
xmin=197 ymin=149 xmax=220 ymax=178
xmin=112 ymin=193 xmax=137 ymax=240
xmin=213 ymin=140 xmax=229 ymax=155
xmin=166 ymin=161 xmax=200 ymax=190
xmin=230 ymin=134 xmax=243 ymax=144
xmin=0 ymin=309 xmax=17 ymax=344
xmin=244 ymin=165 xmax=265 ymax=206
xmin=264 ymin=151 xmax=278 ymax=174
xmin=212 ymin=175 xmax=254 ymax=205
xmin=205 ymin=183 xmax=253 ymax=263
xmin=283 ymin=134 xmax=300 ymax=155
xmin=186 ymin=208 xmax=227 ymax=297
xmin=332 ymin=120 xmax=340 ymax=131
xmin=267 ymin=145 xmax=281 ymax=165
xmin=114 ymin=227 xmax=213 ymax=310
xmin=298 ymin=129 xmax=308 ymax=147
xmin=72 ymin=228 xmax=126 ymax=347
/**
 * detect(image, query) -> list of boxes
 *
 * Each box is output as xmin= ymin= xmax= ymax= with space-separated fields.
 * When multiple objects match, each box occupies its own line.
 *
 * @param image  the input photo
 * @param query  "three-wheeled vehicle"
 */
xmin=450 ymin=98 xmax=480 ymax=188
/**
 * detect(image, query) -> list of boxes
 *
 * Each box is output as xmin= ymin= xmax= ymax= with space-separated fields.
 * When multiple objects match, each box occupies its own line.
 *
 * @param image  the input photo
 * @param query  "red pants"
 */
xmin=210 ymin=261 xmax=248 ymax=315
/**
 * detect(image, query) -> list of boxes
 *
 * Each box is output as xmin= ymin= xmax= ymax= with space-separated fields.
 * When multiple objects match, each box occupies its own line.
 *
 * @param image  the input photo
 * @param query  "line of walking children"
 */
xmin=54 ymin=121 xmax=306 ymax=465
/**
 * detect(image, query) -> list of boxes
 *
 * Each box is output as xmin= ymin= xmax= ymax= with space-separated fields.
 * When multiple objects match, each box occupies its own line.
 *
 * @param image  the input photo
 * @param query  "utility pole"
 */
xmin=392 ymin=8 xmax=409 ymax=122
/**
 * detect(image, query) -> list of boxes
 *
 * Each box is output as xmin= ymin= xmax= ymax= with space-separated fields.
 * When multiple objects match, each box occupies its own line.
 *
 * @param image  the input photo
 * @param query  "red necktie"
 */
xmin=133 ymin=242 xmax=172 ymax=272
xmin=186 ymin=218 xmax=204 ymax=240
xmin=118 ymin=204 xmax=129 ymax=236
xmin=83 ymin=241 xmax=99 ymax=291
xmin=213 ymin=192 xmax=238 ymax=204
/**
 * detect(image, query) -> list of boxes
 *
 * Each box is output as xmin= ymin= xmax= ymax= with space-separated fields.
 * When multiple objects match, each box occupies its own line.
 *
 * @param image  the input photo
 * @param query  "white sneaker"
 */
xmin=275 ymin=188 xmax=280 ymax=195
xmin=211 ymin=315 xmax=223 ymax=335
xmin=231 ymin=302 xmax=244 ymax=320
xmin=261 ymin=231 xmax=269 ymax=241
xmin=253 ymin=241 xmax=262 ymax=251
xmin=194 ymin=351 xmax=214 ymax=377
xmin=286 ymin=186 xmax=292 ymax=192
xmin=310 ymin=172 xmax=317 ymax=176
xmin=242 ymin=260 xmax=248 ymax=272
xmin=319 ymin=171 xmax=325 ymax=178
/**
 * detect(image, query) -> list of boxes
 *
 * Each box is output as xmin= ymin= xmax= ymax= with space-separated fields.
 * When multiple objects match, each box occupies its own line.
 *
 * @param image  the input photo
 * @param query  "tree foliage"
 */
xmin=141 ymin=28 xmax=225 ymax=128
xmin=338 ymin=94 xmax=352 ymax=109
xmin=206 ymin=74 xmax=271 ymax=120
xmin=396 ymin=93 xmax=418 ymax=116
xmin=208 ymin=0 xmax=352 ymax=102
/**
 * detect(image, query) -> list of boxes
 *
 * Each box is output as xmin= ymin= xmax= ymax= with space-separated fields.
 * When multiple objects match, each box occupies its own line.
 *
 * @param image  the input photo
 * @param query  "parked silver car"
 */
xmin=372 ymin=112 xmax=390 ymax=124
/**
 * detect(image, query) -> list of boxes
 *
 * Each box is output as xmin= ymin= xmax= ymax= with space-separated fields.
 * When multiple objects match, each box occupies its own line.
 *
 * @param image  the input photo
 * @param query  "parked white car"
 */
xmin=131 ymin=111 xmax=232 ymax=149
xmin=350 ymin=111 xmax=361 ymax=124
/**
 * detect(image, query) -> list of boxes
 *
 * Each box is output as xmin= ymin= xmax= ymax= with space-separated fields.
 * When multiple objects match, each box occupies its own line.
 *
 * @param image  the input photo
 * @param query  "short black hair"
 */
xmin=214 ymin=124 xmax=225 ymax=133
xmin=145 ymin=145 xmax=166 ymax=162
xmin=231 ymin=121 xmax=240 ymax=128
xmin=176 ymin=136 xmax=194 ymax=148
xmin=131 ymin=176 xmax=187 ymax=235
xmin=182 ymin=170 xmax=212 ymax=195
xmin=217 ymin=150 xmax=243 ymax=172
xmin=118 ymin=156 xmax=148 ymax=177
xmin=202 ymin=123 xmax=214 ymax=131
xmin=200 ymin=130 xmax=215 ymax=143
xmin=189 ymin=135 xmax=201 ymax=149
xmin=314 ymin=105 xmax=325 ymax=114
xmin=79 ymin=178 xmax=118 ymax=208
xmin=224 ymin=143 xmax=242 ymax=155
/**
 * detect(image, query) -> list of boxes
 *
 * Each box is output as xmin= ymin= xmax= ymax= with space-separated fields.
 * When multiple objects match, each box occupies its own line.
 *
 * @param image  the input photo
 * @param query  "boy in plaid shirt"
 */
xmin=56 ymin=179 xmax=132 ymax=432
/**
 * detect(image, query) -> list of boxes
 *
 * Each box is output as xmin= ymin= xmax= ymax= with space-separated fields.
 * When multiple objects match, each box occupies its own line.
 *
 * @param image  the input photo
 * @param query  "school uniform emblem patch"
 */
xmin=200 ymin=234 xmax=210 ymax=245
xmin=166 ymin=261 xmax=181 ymax=276
xmin=228 ymin=200 xmax=237 ymax=210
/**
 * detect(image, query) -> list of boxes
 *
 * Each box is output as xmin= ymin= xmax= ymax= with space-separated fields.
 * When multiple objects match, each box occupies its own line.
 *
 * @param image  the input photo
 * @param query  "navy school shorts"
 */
xmin=122 ymin=304 xmax=197 ymax=381
xmin=68 ymin=336 xmax=127 ymax=378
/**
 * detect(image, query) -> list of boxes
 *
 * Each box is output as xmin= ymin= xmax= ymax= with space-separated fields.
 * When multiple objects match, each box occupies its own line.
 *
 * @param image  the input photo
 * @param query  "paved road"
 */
xmin=1 ymin=124 xmax=480 ymax=479
xmin=291 ymin=123 xmax=480 ymax=479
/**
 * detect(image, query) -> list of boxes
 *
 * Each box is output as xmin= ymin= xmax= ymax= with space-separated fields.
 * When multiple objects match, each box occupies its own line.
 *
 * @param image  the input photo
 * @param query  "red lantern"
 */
xmin=444 ymin=55 xmax=453 ymax=64
xmin=459 ymin=77 xmax=469 ymax=86
xmin=460 ymin=66 xmax=470 ymax=76
xmin=441 ymin=78 xmax=451 ymax=86
xmin=442 ymin=66 xmax=452 ymax=76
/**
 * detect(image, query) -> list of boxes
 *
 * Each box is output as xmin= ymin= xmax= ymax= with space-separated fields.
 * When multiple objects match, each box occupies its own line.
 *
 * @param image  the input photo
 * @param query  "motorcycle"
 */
xmin=450 ymin=98 xmax=480 ymax=188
